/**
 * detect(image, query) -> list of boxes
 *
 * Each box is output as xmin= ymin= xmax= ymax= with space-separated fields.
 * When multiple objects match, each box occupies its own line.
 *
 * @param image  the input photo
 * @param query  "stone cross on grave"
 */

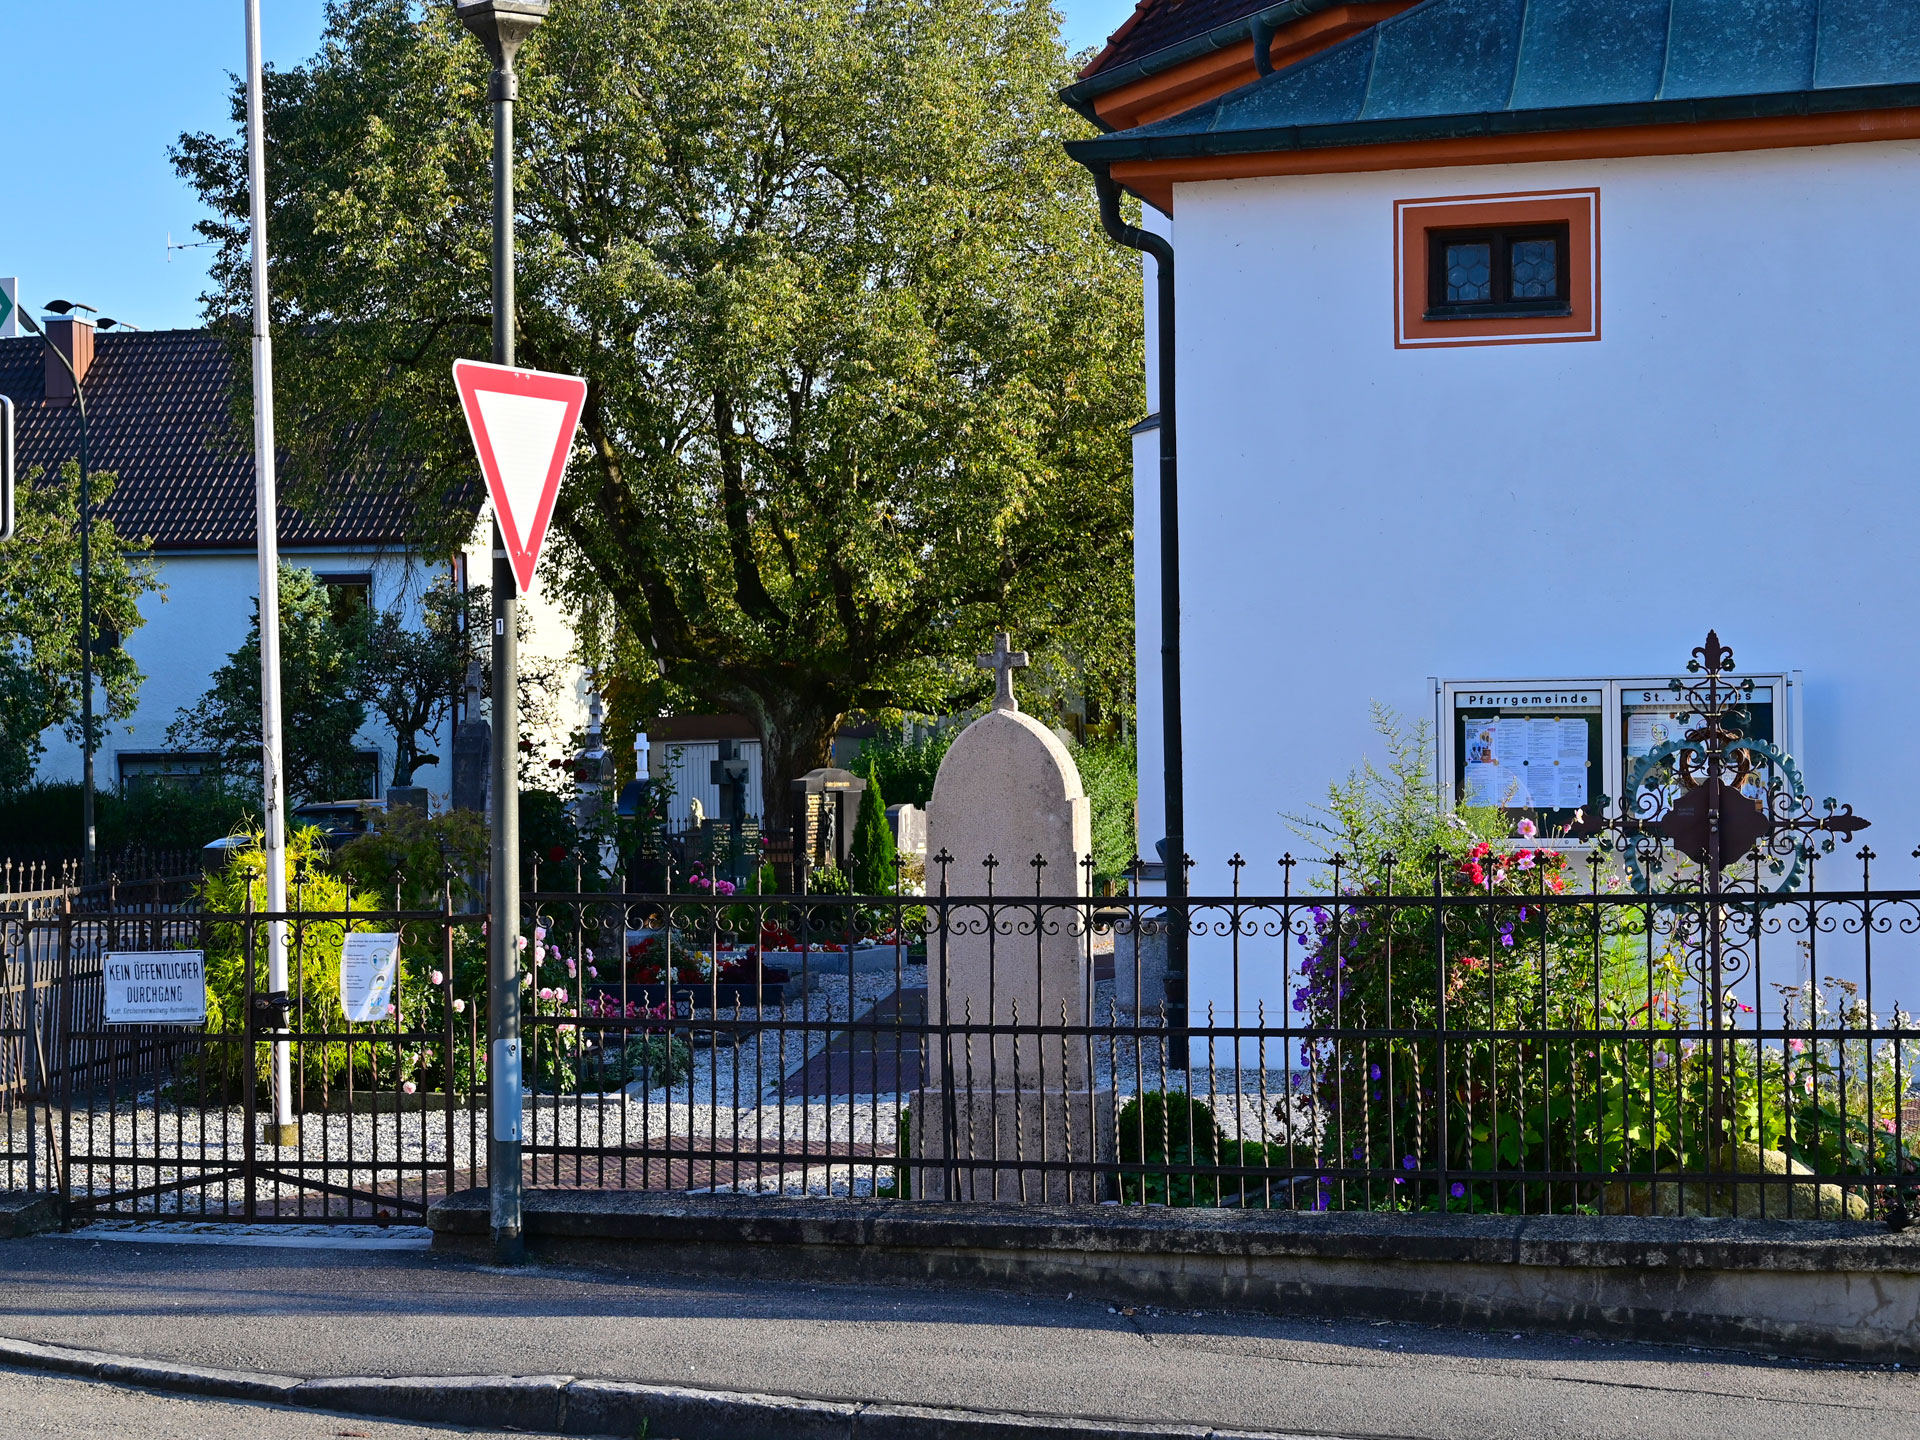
xmin=976 ymin=632 xmax=1028 ymax=712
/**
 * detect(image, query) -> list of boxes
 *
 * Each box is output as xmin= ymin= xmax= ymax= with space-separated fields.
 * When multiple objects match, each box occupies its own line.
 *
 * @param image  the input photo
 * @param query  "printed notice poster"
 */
xmin=103 ymin=952 xmax=207 ymax=1025
xmin=341 ymin=932 xmax=401 ymax=1024
xmin=1462 ymin=717 xmax=1589 ymax=810
xmin=1626 ymin=710 xmax=1684 ymax=758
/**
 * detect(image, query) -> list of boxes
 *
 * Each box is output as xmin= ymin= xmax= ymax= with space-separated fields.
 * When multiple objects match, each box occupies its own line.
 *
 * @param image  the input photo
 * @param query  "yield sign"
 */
xmin=453 ymin=358 xmax=588 ymax=594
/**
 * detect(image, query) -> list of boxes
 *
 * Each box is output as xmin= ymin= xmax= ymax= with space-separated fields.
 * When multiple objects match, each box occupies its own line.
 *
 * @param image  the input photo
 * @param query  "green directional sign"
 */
xmin=0 ymin=287 xmax=12 ymax=333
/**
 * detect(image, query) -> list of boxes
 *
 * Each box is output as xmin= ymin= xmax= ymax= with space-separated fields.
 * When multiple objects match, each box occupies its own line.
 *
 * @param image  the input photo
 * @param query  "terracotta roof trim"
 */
xmin=1063 ymin=0 xmax=1349 ymax=127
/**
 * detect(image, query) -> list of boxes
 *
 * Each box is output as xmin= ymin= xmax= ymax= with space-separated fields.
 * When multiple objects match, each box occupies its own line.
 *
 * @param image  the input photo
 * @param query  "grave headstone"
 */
xmin=913 ymin=632 xmax=1112 ymax=1201
xmin=885 ymin=803 xmax=926 ymax=859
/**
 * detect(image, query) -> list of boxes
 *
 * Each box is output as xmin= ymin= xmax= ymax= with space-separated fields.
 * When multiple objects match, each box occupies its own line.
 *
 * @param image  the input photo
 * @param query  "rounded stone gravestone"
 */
xmin=913 ymin=633 xmax=1113 ymax=1202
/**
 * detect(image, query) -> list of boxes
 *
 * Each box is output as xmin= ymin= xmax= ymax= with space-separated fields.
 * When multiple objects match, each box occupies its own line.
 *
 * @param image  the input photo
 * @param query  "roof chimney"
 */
xmin=43 ymin=316 xmax=95 ymax=407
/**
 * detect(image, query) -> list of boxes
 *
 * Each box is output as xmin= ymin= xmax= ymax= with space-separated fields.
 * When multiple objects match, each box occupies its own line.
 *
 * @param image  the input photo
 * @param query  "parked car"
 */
xmin=291 ymin=800 xmax=383 ymax=850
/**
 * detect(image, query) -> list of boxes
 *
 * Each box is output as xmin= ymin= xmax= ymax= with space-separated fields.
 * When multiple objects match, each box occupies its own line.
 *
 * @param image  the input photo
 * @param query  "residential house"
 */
xmin=0 ymin=319 xmax=586 ymax=807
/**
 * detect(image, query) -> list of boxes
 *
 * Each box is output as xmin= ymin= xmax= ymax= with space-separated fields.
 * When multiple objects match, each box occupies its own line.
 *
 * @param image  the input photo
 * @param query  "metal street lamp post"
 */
xmin=18 ymin=300 xmax=99 ymax=877
xmin=456 ymin=0 xmax=550 ymax=1266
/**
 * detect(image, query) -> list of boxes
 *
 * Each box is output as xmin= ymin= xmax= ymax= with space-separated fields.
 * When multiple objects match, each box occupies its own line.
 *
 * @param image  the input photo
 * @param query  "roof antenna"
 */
xmin=166 ymin=231 xmax=213 ymax=263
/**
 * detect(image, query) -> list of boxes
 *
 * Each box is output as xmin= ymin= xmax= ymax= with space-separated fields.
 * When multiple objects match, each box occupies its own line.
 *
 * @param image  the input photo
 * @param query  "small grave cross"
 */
xmin=977 ymin=632 xmax=1028 ymax=713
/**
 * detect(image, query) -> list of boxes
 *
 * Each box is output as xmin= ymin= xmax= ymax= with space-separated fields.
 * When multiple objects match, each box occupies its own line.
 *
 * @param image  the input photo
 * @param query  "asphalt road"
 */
xmin=1 ymin=1230 xmax=1915 ymax=1439
xmin=0 ymin=1364 xmax=534 ymax=1439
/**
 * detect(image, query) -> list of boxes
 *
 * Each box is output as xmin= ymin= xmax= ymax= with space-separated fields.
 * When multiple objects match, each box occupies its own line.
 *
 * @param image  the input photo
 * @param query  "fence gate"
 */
xmin=2 ymin=893 xmax=485 ymax=1224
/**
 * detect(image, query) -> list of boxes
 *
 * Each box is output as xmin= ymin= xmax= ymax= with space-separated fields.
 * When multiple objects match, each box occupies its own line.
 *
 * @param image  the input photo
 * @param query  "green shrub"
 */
xmin=181 ymin=825 xmax=483 ymax=1105
xmin=1071 ymin=734 xmax=1138 ymax=881
xmin=337 ymin=805 xmax=488 ymax=909
xmin=1118 ymin=1091 xmax=1221 ymax=1205
xmin=855 ymin=724 xmax=952 ymax=807
xmin=846 ymin=773 xmax=897 ymax=896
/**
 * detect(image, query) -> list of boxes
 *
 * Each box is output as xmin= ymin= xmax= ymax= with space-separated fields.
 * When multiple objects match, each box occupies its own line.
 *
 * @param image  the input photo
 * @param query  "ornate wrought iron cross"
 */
xmin=1572 ymin=629 xmax=1869 ymax=883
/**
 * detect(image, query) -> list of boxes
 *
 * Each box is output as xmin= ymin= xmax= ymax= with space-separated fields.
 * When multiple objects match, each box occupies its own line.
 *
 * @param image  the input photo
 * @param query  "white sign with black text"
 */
xmin=102 ymin=952 xmax=207 ymax=1025
xmin=340 ymin=932 xmax=402 ymax=1024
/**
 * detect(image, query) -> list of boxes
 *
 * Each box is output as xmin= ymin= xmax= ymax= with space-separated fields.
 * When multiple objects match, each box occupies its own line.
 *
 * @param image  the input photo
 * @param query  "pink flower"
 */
xmin=1516 ymin=819 xmax=1537 ymax=839
xmin=584 ymin=948 xmax=595 ymax=962
xmin=588 ymin=967 xmax=599 ymax=979
xmin=452 ymin=999 xmax=467 ymax=1014
xmin=550 ymin=945 xmax=563 ymax=962
xmin=1789 ymin=1039 xmax=1806 ymax=1053
xmin=431 ymin=970 xmax=445 ymax=987
xmin=385 ymin=1003 xmax=396 ymax=1016
xmin=538 ymin=987 xmax=555 ymax=1001
xmin=402 ymin=1081 xmax=416 ymax=1095
xmin=535 ymin=926 xmax=549 ymax=943
xmin=516 ymin=936 xmax=528 ymax=951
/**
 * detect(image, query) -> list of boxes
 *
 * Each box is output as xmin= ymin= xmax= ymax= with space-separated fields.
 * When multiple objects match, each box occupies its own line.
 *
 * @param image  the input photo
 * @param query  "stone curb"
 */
xmin=0 ymin=1336 xmax=1325 ymax=1440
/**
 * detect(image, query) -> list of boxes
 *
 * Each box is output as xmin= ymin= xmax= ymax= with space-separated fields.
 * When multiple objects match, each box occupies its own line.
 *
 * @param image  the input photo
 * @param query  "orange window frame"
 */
xmin=1394 ymin=189 xmax=1600 ymax=348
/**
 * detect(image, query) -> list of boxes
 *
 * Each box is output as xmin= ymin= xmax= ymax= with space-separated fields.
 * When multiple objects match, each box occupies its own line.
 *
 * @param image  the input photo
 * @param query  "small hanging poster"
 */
xmin=340 ymin=932 xmax=401 ymax=1024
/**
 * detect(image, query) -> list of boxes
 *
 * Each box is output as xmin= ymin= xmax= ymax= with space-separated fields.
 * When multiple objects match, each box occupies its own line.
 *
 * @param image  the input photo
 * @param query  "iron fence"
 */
xmin=1 ymin=848 xmax=1916 ymax=1224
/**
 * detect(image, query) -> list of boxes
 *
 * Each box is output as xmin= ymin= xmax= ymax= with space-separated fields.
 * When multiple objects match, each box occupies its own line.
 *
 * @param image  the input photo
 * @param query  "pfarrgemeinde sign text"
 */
xmin=102 ymin=951 xmax=207 ymax=1025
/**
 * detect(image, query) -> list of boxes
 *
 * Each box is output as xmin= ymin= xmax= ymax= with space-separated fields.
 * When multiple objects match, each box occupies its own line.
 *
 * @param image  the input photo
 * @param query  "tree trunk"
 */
xmin=746 ymin=693 xmax=841 ymax=838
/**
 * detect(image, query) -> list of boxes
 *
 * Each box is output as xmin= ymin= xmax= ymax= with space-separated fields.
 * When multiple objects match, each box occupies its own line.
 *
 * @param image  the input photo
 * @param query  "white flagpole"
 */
xmin=246 ymin=0 xmax=297 ymax=1147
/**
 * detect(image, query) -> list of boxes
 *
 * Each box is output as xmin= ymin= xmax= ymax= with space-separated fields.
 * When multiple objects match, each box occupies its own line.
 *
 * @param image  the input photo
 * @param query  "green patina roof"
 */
xmin=1067 ymin=0 xmax=1920 ymax=165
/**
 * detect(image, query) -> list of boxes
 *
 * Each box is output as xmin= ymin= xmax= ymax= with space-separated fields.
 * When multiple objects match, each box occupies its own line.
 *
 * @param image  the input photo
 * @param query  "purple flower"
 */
xmin=1401 ymin=1154 xmax=1418 ymax=1171
xmin=1369 ymin=1064 xmax=1382 ymax=1079
xmin=1352 ymin=1147 xmax=1365 ymax=1160
xmin=1450 ymin=1182 xmax=1466 ymax=1198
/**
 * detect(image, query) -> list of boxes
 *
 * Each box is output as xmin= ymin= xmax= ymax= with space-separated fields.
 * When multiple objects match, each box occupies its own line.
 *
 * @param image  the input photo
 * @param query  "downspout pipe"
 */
xmin=1089 ymin=163 xmax=1188 ymax=1067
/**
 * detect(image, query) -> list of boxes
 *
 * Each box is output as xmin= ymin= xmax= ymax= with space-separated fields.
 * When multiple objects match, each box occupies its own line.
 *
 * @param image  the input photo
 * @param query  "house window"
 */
xmin=1426 ymin=224 xmax=1570 ymax=318
xmin=118 ymin=752 xmax=219 ymax=792
xmin=1395 ymin=190 xmax=1599 ymax=348
xmin=315 ymin=571 xmax=373 ymax=626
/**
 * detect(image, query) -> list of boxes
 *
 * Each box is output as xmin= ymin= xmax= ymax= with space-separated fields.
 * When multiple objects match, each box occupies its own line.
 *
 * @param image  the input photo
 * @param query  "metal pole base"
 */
xmin=260 ymin=1121 xmax=300 ymax=1147
xmin=490 ymin=1225 xmax=526 ymax=1264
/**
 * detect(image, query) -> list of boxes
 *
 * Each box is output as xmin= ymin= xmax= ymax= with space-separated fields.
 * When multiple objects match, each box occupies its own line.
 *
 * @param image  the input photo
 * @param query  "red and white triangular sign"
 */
xmin=453 ymin=358 xmax=588 ymax=594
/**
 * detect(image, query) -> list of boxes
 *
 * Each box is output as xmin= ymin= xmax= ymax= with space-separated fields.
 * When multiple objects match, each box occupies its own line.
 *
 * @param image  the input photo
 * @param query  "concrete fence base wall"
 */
xmin=427 ymin=1191 xmax=1920 ymax=1364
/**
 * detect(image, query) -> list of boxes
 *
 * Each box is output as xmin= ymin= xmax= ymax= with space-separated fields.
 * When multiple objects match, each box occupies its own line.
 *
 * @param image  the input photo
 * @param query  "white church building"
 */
xmin=1066 ymin=0 xmax=1920 ymax=897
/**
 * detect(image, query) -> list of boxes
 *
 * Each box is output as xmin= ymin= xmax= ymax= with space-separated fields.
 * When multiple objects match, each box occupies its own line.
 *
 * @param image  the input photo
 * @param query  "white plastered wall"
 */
xmin=1164 ymin=138 xmax=1920 ymax=1011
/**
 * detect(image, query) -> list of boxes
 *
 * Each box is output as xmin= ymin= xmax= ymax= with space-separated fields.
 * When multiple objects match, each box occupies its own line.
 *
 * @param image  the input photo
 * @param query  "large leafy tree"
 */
xmin=173 ymin=0 xmax=1140 ymax=826
xmin=0 ymin=464 xmax=159 ymax=792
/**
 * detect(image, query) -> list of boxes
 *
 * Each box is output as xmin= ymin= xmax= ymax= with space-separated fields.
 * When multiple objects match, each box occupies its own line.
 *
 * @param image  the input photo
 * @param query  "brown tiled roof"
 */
xmin=0 ymin=330 xmax=421 ymax=551
xmin=1081 ymin=0 xmax=1278 ymax=78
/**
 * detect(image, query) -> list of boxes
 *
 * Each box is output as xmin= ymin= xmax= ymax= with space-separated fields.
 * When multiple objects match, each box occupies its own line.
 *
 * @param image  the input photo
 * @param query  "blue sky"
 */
xmin=0 ymin=0 xmax=1137 ymax=334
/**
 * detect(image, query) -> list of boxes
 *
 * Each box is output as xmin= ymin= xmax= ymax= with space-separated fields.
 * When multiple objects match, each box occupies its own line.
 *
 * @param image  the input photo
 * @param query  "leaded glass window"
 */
xmin=1425 ymin=224 xmax=1570 ymax=319
xmin=1445 ymin=242 xmax=1492 ymax=303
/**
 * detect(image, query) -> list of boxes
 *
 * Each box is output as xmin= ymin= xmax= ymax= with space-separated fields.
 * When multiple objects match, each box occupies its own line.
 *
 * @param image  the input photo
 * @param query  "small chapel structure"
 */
xmin=1065 ymin=0 xmax=1920 ymax=889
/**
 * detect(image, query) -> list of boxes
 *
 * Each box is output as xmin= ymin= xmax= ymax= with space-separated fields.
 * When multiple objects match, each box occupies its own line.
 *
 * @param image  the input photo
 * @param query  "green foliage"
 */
xmin=182 ymin=826 xmax=394 ymax=1098
xmin=0 ymin=778 xmax=256 ymax=856
xmin=168 ymin=564 xmax=370 ymax=804
xmin=1116 ymin=1091 xmax=1279 ymax=1207
xmin=846 ymin=773 xmax=898 ymax=896
xmin=173 ymin=0 xmax=1141 ymax=820
xmin=336 ymin=804 xmax=489 ymax=909
xmin=0 ymin=463 xmax=161 ymax=792
xmin=1071 ymin=733 xmax=1137 ymax=880
xmin=856 ymin=724 xmax=953 ymax=808
xmin=1283 ymin=708 xmax=1919 ymax=1214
